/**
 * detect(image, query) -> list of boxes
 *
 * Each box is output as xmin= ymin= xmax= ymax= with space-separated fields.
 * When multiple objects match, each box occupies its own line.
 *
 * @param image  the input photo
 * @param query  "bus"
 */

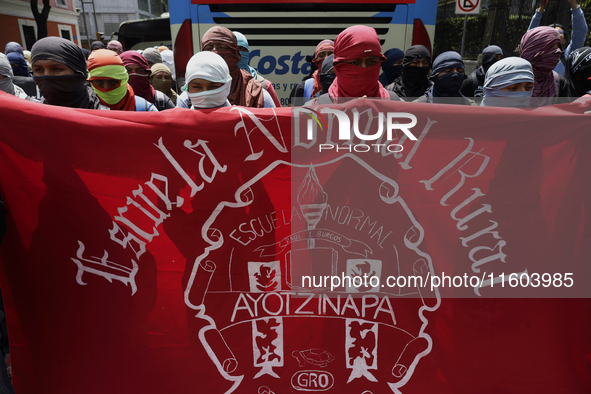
xmin=118 ymin=15 xmax=172 ymax=51
xmin=168 ymin=0 xmax=438 ymax=105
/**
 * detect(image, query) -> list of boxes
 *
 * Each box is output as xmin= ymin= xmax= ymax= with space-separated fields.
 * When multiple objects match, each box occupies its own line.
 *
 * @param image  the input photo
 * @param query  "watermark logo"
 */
xmin=297 ymin=107 xmax=419 ymax=153
xmin=302 ymin=107 xmax=328 ymax=132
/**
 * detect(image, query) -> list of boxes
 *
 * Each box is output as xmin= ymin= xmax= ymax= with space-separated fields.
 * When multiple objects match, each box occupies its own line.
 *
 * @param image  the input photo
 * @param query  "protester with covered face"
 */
xmin=233 ymin=31 xmax=281 ymax=107
xmin=87 ymin=49 xmax=157 ymax=111
xmin=7 ymin=53 xmax=37 ymax=98
xmin=201 ymin=26 xmax=273 ymax=108
xmin=418 ymin=51 xmax=471 ymax=105
xmin=7 ymin=51 xmax=31 ymax=80
xmin=308 ymin=25 xmax=399 ymax=104
xmin=527 ymin=0 xmax=587 ymax=76
xmin=520 ymin=26 xmax=569 ymax=106
xmin=565 ymin=46 xmax=591 ymax=98
xmin=120 ymin=51 xmax=174 ymax=111
xmin=289 ymin=39 xmax=334 ymax=105
xmin=386 ymin=45 xmax=432 ymax=100
xmin=181 ymin=51 xmax=232 ymax=110
xmin=481 ymin=57 xmax=535 ymax=108
xmin=150 ymin=63 xmax=177 ymax=104
xmin=378 ymin=48 xmax=404 ymax=87
xmin=5 ymin=42 xmax=31 ymax=75
xmin=31 ymin=36 xmax=105 ymax=109
xmin=314 ymin=54 xmax=336 ymax=98
xmin=0 ymin=53 xmax=34 ymax=100
xmin=461 ymin=45 xmax=503 ymax=100
xmin=4 ymin=42 xmax=23 ymax=56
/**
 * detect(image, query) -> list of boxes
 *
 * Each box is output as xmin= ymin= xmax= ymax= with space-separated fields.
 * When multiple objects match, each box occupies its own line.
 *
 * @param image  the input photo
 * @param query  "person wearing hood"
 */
xmin=0 ymin=53 xmax=34 ymax=100
xmin=182 ymin=51 xmax=232 ymax=110
xmin=201 ymin=26 xmax=272 ymax=108
xmin=290 ymin=39 xmax=334 ymax=105
xmin=4 ymin=42 xmax=23 ymax=56
xmin=143 ymin=48 xmax=162 ymax=67
xmin=481 ymin=57 xmax=535 ymax=108
xmin=461 ymin=45 xmax=503 ymax=100
xmin=233 ymin=31 xmax=281 ymax=107
xmin=107 ymin=40 xmax=123 ymax=55
xmin=565 ymin=46 xmax=591 ymax=98
xmin=150 ymin=63 xmax=177 ymax=104
xmin=386 ymin=45 xmax=432 ymax=100
xmin=233 ymin=31 xmax=258 ymax=78
xmin=87 ymin=49 xmax=157 ymax=111
xmin=378 ymin=48 xmax=404 ymax=87
xmin=309 ymin=25 xmax=399 ymax=104
xmin=520 ymin=26 xmax=570 ymax=106
xmin=418 ymin=51 xmax=471 ymax=105
xmin=313 ymin=54 xmax=336 ymax=97
xmin=527 ymin=0 xmax=587 ymax=76
xmin=120 ymin=51 xmax=174 ymax=111
xmin=31 ymin=36 xmax=104 ymax=109
xmin=7 ymin=52 xmax=31 ymax=77
xmin=8 ymin=52 xmax=37 ymax=97
xmin=91 ymin=41 xmax=105 ymax=51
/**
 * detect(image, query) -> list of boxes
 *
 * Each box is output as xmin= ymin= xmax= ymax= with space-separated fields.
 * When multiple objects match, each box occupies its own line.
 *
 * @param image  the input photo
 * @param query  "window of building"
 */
xmin=58 ymin=24 xmax=74 ymax=42
xmin=56 ymin=0 xmax=67 ymax=7
xmin=23 ymin=26 xmax=36 ymax=49
xmin=18 ymin=19 xmax=38 ymax=50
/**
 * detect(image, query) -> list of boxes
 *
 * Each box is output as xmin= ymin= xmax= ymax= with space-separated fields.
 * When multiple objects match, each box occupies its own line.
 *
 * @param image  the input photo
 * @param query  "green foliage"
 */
xmin=435 ymin=0 xmax=591 ymax=60
xmin=434 ymin=15 xmax=487 ymax=58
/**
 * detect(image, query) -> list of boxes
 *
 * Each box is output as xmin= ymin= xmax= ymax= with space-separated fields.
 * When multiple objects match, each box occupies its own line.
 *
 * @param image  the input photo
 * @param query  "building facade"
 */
xmin=1 ymin=0 xmax=81 ymax=50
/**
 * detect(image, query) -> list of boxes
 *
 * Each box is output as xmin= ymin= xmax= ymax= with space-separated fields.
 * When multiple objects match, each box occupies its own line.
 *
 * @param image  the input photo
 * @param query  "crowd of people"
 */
xmin=1 ymin=2 xmax=590 ymax=112
xmin=0 ymin=3 xmax=589 ymax=393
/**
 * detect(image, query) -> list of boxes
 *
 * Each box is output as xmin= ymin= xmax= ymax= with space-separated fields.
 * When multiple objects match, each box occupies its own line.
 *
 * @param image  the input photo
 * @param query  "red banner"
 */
xmin=0 ymin=92 xmax=590 ymax=394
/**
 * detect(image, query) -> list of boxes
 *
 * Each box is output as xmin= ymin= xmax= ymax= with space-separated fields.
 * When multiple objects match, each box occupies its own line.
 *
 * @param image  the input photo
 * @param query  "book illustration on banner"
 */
xmin=183 ymin=156 xmax=441 ymax=393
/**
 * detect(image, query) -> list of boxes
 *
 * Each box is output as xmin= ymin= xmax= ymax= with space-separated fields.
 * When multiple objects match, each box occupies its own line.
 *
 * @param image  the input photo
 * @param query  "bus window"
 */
xmin=118 ymin=16 xmax=172 ymax=51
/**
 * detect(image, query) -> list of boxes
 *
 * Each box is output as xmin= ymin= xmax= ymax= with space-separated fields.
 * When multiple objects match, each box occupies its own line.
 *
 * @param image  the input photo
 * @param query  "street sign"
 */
xmin=455 ymin=0 xmax=480 ymax=14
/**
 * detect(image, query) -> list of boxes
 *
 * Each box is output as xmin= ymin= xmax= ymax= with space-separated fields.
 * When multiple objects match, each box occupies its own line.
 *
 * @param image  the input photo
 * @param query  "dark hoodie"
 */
xmin=386 ymin=45 xmax=432 ymax=100
xmin=460 ymin=45 xmax=504 ymax=99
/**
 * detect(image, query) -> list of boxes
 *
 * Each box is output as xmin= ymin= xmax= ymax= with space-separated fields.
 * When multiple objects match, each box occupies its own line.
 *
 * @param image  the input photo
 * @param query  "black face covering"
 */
xmin=318 ymin=54 xmax=335 ymax=94
xmin=482 ymin=45 xmax=504 ymax=73
xmin=320 ymin=73 xmax=336 ymax=94
xmin=390 ymin=45 xmax=432 ymax=98
xmin=397 ymin=66 xmax=431 ymax=97
xmin=34 ymin=75 xmax=102 ymax=109
xmin=432 ymin=72 xmax=465 ymax=97
xmin=566 ymin=46 xmax=591 ymax=97
xmin=31 ymin=37 xmax=102 ymax=109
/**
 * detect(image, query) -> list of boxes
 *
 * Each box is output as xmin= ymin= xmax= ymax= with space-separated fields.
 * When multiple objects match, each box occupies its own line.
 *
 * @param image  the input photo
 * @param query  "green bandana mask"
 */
xmin=88 ymin=65 xmax=129 ymax=105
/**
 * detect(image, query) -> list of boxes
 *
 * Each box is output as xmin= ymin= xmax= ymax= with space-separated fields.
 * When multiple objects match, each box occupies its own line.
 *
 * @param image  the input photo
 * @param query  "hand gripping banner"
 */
xmin=0 ymin=92 xmax=590 ymax=394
